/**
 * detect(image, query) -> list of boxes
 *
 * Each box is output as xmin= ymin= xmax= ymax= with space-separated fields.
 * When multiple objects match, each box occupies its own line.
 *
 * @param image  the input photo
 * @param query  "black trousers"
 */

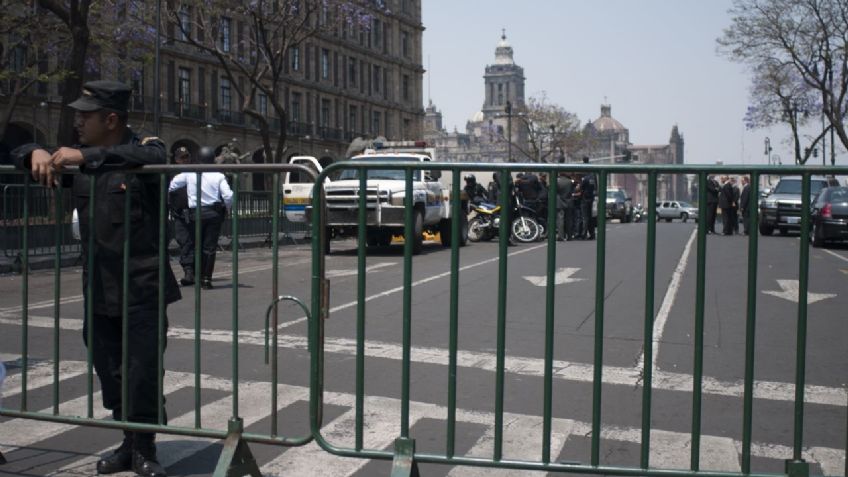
xmin=557 ymin=208 xmax=575 ymax=239
xmin=722 ymin=207 xmax=734 ymax=234
xmin=189 ymin=207 xmax=225 ymax=279
xmin=706 ymin=203 xmax=718 ymax=233
xmin=742 ymin=209 xmax=750 ymax=234
xmin=173 ymin=216 xmax=193 ymax=270
xmin=83 ymin=309 xmax=168 ymax=440
xmin=580 ymin=199 xmax=595 ymax=238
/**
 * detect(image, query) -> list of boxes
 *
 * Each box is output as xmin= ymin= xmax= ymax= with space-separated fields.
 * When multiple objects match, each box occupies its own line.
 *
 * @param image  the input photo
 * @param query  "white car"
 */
xmin=656 ymin=201 xmax=698 ymax=222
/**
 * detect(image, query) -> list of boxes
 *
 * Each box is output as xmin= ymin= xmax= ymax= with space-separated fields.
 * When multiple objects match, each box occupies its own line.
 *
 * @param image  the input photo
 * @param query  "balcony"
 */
xmin=318 ymin=126 xmax=342 ymax=141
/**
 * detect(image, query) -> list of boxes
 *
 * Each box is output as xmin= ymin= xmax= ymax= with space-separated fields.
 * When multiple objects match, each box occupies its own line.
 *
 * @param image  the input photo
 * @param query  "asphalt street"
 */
xmin=0 ymin=221 xmax=846 ymax=476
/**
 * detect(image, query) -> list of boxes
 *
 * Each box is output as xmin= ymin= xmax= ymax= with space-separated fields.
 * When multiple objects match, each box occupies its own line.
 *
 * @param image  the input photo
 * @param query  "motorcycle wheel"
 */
xmin=467 ymin=216 xmax=488 ymax=242
xmin=511 ymin=215 xmax=541 ymax=243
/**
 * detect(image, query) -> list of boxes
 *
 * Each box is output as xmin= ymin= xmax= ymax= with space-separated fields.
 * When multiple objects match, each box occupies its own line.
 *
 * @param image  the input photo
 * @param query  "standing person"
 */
xmin=13 ymin=80 xmax=180 ymax=477
xmin=579 ymin=156 xmax=597 ymax=240
xmin=169 ymin=146 xmax=233 ymax=289
xmin=556 ymin=171 xmax=576 ymax=241
xmin=169 ymin=147 xmax=194 ymax=285
xmin=706 ymin=175 xmax=720 ymax=234
xmin=731 ymin=177 xmax=741 ymax=234
xmin=487 ymin=174 xmax=500 ymax=204
xmin=739 ymin=176 xmax=751 ymax=235
xmin=719 ymin=176 xmax=735 ymax=235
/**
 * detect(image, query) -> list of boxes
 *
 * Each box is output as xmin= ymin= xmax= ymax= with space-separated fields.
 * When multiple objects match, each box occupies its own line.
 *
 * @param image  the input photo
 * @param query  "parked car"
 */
xmin=605 ymin=188 xmax=633 ymax=222
xmin=656 ymin=201 xmax=698 ymax=222
xmin=759 ymin=176 xmax=840 ymax=235
xmin=810 ymin=186 xmax=848 ymax=247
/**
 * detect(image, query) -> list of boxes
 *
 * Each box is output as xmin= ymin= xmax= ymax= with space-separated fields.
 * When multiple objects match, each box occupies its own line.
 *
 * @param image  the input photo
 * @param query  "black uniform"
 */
xmin=706 ymin=177 xmax=720 ymax=234
xmin=169 ymin=184 xmax=193 ymax=274
xmin=739 ymin=183 xmax=751 ymax=235
xmin=464 ymin=181 xmax=488 ymax=207
xmin=719 ymin=181 xmax=735 ymax=235
xmin=556 ymin=175 xmax=576 ymax=240
xmin=12 ymin=131 xmax=180 ymax=437
xmin=579 ymin=173 xmax=597 ymax=239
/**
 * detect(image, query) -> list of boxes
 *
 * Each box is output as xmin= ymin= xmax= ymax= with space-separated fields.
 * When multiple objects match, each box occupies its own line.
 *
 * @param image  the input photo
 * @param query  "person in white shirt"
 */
xmin=168 ymin=146 xmax=233 ymax=289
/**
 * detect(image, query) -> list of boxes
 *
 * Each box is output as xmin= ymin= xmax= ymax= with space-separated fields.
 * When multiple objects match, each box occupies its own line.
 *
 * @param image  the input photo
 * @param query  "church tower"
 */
xmin=482 ymin=30 xmax=526 ymax=119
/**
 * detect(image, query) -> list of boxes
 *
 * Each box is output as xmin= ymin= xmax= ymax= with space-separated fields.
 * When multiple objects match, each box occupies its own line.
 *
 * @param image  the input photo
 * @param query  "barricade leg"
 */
xmin=0 ymin=450 xmax=6 ymax=464
xmin=212 ymin=418 xmax=261 ymax=477
xmin=390 ymin=437 xmax=420 ymax=477
xmin=784 ymin=459 xmax=809 ymax=477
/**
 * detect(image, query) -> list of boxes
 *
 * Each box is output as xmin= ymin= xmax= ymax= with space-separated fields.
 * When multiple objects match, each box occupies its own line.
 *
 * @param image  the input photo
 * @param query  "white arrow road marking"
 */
xmin=762 ymin=279 xmax=837 ymax=304
xmin=523 ymin=267 xmax=584 ymax=287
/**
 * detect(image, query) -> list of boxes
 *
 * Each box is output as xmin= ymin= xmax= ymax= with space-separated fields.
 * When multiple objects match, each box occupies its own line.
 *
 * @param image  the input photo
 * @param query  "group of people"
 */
xmin=463 ymin=156 xmax=599 ymax=241
xmin=705 ymin=175 xmax=752 ymax=235
xmin=12 ymin=80 xmax=233 ymax=477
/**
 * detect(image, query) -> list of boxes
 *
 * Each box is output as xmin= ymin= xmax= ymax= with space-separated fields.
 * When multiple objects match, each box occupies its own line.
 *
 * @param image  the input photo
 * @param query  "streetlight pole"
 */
xmin=153 ymin=0 xmax=162 ymax=141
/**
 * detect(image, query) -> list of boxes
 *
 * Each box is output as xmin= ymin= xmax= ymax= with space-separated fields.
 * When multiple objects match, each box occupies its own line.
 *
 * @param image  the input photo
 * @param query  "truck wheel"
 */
xmin=366 ymin=231 xmax=380 ymax=248
xmin=378 ymin=230 xmax=392 ymax=247
xmin=811 ymin=223 xmax=825 ymax=248
xmin=759 ymin=223 xmax=774 ymax=236
xmin=412 ymin=211 xmax=424 ymax=255
xmin=779 ymin=227 xmax=789 ymax=236
xmin=439 ymin=218 xmax=452 ymax=247
xmin=323 ymin=228 xmax=332 ymax=254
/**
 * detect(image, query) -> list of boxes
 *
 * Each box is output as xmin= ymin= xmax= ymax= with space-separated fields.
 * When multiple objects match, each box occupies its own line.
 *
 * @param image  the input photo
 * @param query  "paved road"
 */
xmin=0 ymin=222 xmax=846 ymax=476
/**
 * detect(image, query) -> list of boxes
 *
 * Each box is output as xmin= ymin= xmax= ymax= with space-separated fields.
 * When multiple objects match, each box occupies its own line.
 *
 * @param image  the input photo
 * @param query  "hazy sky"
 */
xmin=421 ymin=0 xmax=842 ymax=165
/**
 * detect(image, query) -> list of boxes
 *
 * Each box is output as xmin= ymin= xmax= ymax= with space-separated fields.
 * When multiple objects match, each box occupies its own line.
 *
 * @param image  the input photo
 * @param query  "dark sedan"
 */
xmin=811 ymin=186 xmax=848 ymax=247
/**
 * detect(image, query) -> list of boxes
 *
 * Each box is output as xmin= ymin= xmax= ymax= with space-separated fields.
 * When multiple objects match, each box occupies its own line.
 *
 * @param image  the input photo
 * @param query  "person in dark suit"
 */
xmin=739 ymin=176 xmax=751 ymax=235
xmin=719 ymin=176 xmax=736 ymax=235
xmin=706 ymin=175 xmax=720 ymax=234
xmin=731 ymin=177 xmax=741 ymax=234
xmin=556 ymin=171 xmax=576 ymax=241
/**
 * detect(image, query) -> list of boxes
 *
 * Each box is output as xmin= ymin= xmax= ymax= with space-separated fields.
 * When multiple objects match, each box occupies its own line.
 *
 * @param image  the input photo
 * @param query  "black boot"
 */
xmin=179 ymin=267 xmax=195 ymax=286
xmin=96 ymin=433 xmax=133 ymax=474
xmin=132 ymin=437 xmax=166 ymax=477
xmin=201 ymin=254 xmax=215 ymax=289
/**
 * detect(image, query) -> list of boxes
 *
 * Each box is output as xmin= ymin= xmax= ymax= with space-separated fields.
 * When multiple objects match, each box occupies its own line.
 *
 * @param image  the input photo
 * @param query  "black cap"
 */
xmin=197 ymin=146 xmax=216 ymax=164
xmin=68 ymin=80 xmax=132 ymax=113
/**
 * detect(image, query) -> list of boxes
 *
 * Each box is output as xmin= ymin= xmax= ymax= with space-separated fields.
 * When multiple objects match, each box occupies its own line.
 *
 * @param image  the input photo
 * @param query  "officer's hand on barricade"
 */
xmin=30 ymin=149 xmax=56 ymax=187
xmin=51 ymin=147 xmax=85 ymax=169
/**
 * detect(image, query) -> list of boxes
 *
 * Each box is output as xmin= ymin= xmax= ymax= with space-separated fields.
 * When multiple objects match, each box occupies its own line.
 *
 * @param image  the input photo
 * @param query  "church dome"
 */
xmin=494 ymin=31 xmax=514 ymax=65
xmin=469 ymin=110 xmax=485 ymax=123
xmin=592 ymin=104 xmax=627 ymax=132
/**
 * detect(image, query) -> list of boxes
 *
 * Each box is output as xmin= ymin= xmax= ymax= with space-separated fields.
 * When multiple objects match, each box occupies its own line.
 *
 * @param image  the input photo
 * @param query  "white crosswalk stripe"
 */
xmin=0 ymin=363 xmax=845 ymax=476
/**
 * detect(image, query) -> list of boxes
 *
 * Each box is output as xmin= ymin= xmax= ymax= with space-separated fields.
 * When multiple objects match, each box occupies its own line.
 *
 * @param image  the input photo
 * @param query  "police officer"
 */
xmin=169 ymin=147 xmax=194 ymax=285
xmin=578 ymin=156 xmax=597 ymax=240
xmin=13 ymin=80 xmax=180 ymax=477
xmin=556 ymin=171 xmax=576 ymax=241
xmin=169 ymin=146 xmax=233 ymax=289
xmin=463 ymin=174 xmax=488 ymax=208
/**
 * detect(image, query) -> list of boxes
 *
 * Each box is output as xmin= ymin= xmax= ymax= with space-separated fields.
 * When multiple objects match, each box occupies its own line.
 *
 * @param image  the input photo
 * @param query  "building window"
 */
xmin=349 ymin=105 xmax=357 ymax=132
xmin=348 ymin=58 xmax=357 ymax=87
xmin=291 ymin=92 xmax=302 ymax=123
xmin=220 ymin=17 xmax=232 ymax=53
xmin=178 ymin=67 xmax=191 ymax=106
xmin=372 ymin=110 xmax=381 ymax=136
xmin=258 ymin=93 xmax=268 ymax=116
xmin=321 ymin=49 xmax=330 ymax=80
xmin=220 ymin=77 xmax=231 ymax=112
xmin=497 ymin=83 xmax=503 ymax=105
xmin=401 ymin=31 xmax=409 ymax=58
xmin=290 ymin=46 xmax=300 ymax=71
xmin=373 ymin=65 xmax=381 ymax=94
xmin=402 ymin=74 xmax=410 ymax=101
xmin=320 ymin=99 xmax=331 ymax=128
xmin=373 ymin=19 xmax=381 ymax=49
xmin=178 ymin=6 xmax=191 ymax=41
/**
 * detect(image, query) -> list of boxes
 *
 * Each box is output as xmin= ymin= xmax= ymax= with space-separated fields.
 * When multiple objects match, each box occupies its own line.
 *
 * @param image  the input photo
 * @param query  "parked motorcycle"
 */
xmin=467 ymin=199 xmax=541 ymax=243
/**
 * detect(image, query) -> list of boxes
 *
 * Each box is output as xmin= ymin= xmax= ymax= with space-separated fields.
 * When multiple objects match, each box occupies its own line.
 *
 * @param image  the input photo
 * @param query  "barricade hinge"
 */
xmin=390 ymin=437 xmax=420 ymax=477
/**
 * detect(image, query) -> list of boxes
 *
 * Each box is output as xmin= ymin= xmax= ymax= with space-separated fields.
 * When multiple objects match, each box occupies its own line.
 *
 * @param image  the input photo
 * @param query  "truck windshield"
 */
xmin=337 ymin=157 xmax=422 ymax=181
xmin=773 ymin=179 xmax=827 ymax=195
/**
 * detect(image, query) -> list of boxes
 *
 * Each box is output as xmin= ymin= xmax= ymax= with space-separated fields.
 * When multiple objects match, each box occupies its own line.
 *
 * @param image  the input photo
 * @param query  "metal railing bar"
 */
xmin=355 ymin=171 xmax=368 ymax=450
xmin=542 ymin=175 xmax=558 ymax=464
xmin=741 ymin=172 xmax=760 ymax=473
xmin=792 ymin=173 xmax=812 ymax=460
xmin=52 ymin=185 xmax=63 ymax=414
xmin=121 ymin=183 xmax=131 ymax=423
xmin=194 ymin=171 xmax=202 ymax=428
xmin=591 ymin=170 xmax=608 ymax=466
xmin=400 ymin=168 xmax=414 ymax=438
xmin=494 ymin=168 xmax=511 ymax=461
xmin=446 ymin=174 xmax=461 ymax=458
xmin=21 ymin=175 xmax=30 ymax=412
xmin=271 ymin=173 xmax=281 ymax=436
xmin=158 ymin=173 xmax=167 ymax=425
xmin=231 ymin=175 xmax=241 ymax=420
xmin=691 ymin=172 xmax=707 ymax=471
xmin=86 ymin=177 xmax=95 ymax=418
xmin=641 ymin=171 xmax=658 ymax=468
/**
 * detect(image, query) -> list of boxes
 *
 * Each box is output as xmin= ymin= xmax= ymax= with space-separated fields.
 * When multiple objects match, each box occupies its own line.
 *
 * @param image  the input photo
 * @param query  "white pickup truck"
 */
xmin=314 ymin=151 xmax=468 ymax=254
xmin=282 ymin=156 xmax=325 ymax=224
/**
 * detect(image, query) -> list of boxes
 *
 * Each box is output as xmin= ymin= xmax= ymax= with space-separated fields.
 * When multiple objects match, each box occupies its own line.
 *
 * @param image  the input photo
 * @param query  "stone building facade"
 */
xmin=1 ymin=0 xmax=425 ymax=190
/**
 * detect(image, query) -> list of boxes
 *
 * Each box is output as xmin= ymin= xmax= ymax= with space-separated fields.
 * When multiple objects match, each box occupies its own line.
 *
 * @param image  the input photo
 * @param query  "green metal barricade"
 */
xmin=0 ymin=163 xmax=319 ymax=477
xmin=308 ymin=161 xmax=848 ymax=477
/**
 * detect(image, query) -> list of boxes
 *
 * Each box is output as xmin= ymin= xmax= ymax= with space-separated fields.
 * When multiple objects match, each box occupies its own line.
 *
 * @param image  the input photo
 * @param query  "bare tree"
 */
xmin=718 ymin=0 xmax=848 ymax=157
xmin=166 ymin=0 xmax=377 ymax=165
